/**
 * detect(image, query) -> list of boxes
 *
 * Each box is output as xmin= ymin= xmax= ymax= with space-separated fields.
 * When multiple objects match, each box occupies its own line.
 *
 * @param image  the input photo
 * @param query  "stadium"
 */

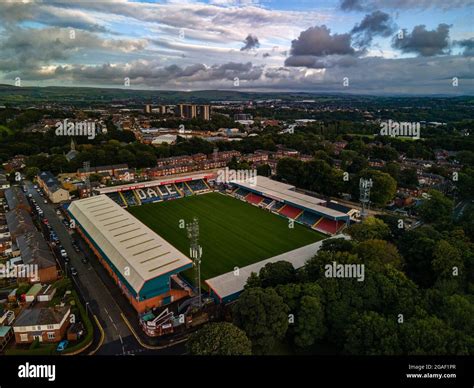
xmin=68 ymin=171 xmax=353 ymax=313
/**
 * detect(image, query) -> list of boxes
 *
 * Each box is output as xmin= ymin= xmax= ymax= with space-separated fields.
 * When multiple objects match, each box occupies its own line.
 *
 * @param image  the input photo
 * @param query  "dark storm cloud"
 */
xmin=289 ymin=25 xmax=355 ymax=57
xmin=241 ymin=34 xmax=260 ymax=51
xmin=341 ymin=0 xmax=365 ymax=11
xmin=284 ymin=25 xmax=359 ymax=69
xmin=455 ymin=38 xmax=474 ymax=56
xmin=392 ymin=24 xmax=451 ymax=56
xmin=351 ymin=11 xmax=397 ymax=47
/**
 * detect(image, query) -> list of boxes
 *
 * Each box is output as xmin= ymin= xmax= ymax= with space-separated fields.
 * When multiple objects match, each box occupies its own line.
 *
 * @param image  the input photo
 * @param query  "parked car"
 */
xmin=60 ymin=249 xmax=67 ymax=258
xmin=43 ymin=199 xmax=48 ymax=204
xmin=70 ymin=267 xmax=78 ymax=276
xmin=81 ymin=257 xmax=88 ymax=264
xmin=56 ymin=340 xmax=68 ymax=352
xmin=72 ymin=243 xmax=81 ymax=253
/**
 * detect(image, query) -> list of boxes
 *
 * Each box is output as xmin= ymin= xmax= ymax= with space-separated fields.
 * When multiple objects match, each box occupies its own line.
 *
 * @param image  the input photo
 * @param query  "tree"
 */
xmin=418 ymin=189 xmax=453 ymax=224
xmin=276 ymin=158 xmax=303 ymax=186
xmin=432 ymin=240 xmax=463 ymax=281
xmin=304 ymin=250 xmax=360 ymax=282
xmin=233 ymin=287 xmax=289 ymax=354
xmin=400 ymin=316 xmax=465 ymax=355
xmin=357 ymin=169 xmax=397 ymax=206
xmin=320 ymin=237 xmax=354 ymax=253
xmin=343 ymin=311 xmax=400 ymax=355
xmin=294 ymin=295 xmax=326 ymax=348
xmin=398 ymin=226 xmax=441 ymax=288
xmin=256 ymin=164 xmax=272 ymax=177
xmin=186 ymin=322 xmax=252 ymax=355
xmin=355 ymin=239 xmax=403 ymax=270
xmin=24 ymin=166 xmax=39 ymax=181
xmin=258 ymin=261 xmax=296 ymax=288
xmin=347 ymin=217 xmax=390 ymax=242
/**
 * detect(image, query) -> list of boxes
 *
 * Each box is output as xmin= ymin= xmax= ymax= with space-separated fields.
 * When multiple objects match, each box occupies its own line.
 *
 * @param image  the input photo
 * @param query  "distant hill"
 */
xmin=0 ymin=84 xmax=471 ymax=107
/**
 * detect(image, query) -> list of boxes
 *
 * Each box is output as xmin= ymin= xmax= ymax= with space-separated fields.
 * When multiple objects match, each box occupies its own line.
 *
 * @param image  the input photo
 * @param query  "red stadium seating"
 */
xmin=246 ymin=193 xmax=264 ymax=205
xmin=315 ymin=219 xmax=344 ymax=234
xmin=278 ymin=204 xmax=303 ymax=219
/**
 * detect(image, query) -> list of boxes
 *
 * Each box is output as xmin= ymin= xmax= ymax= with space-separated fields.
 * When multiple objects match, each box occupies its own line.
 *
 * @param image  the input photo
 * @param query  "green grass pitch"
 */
xmin=128 ymin=192 xmax=325 ymax=283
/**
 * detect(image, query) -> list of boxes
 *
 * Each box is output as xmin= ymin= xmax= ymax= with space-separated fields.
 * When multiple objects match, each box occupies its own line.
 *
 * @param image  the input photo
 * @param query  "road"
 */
xmin=25 ymin=182 xmax=143 ymax=355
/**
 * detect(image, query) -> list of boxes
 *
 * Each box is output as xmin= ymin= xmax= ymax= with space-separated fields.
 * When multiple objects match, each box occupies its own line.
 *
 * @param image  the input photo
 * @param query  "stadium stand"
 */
xmin=279 ymin=204 xmax=303 ymax=219
xmin=176 ymin=182 xmax=193 ymax=196
xmin=269 ymin=201 xmax=285 ymax=211
xmin=315 ymin=219 xmax=345 ymax=234
xmin=122 ymin=190 xmax=138 ymax=206
xmin=234 ymin=188 xmax=250 ymax=198
xmin=326 ymin=201 xmax=351 ymax=214
xmin=107 ymin=192 xmax=126 ymax=207
xmin=135 ymin=187 xmax=162 ymax=204
xmin=187 ymin=179 xmax=209 ymax=193
xmin=261 ymin=197 xmax=273 ymax=208
xmin=296 ymin=211 xmax=322 ymax=227
xmin=245 ymin=193 xmax=264 ymax=205
xmin=157 ymin=185 xmax=170 ymax=198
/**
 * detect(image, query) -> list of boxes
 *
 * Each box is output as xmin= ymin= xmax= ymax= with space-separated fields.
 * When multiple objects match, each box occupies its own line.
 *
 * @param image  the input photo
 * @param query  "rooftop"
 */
xmin=67 ymin=195 xmax=193 ymax=294
xmin=234 ymin=176 xmax=348 ymax=220
xmin=14 ymin=305 xmax=70 ymax=327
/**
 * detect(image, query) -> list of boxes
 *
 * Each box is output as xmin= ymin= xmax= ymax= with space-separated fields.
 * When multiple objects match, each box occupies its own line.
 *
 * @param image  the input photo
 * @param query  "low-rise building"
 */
xmin=13 ymin=305 xmax=70 ymax=344
xmin=37 ymin=171 xmax=70 ymax=203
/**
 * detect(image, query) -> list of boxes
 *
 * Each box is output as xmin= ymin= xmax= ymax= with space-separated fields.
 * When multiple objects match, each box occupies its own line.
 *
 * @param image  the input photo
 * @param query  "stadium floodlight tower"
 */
xmin=186 ymin=217 xmax=202 ymax=308
xmin=359 ymin=177 xmax=373 ymax=219
xmin=83 ymin=161 xmax=91 ymax=195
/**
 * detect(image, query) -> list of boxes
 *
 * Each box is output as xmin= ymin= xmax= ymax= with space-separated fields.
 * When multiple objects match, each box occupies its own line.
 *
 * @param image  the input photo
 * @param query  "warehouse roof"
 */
xmin=68 ymin=195 xmax=192 ymax=294
xmin=234 ymin=176 xmax=348 ymax=220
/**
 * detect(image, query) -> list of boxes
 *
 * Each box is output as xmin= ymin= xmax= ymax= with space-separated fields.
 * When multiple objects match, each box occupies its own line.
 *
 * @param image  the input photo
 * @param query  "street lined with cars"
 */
xmin=24 ymin=181 xmax=141 ymax=355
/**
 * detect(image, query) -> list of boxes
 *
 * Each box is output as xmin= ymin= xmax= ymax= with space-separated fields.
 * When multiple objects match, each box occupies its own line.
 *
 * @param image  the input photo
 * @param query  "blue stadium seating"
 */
xmin=234 ymin=188 xmax=249 ymax=197
xmin=270 ymin=201 xmax=285 ymax=211
xmin=187 ymin=179 xmax=208 ymax=192
xmin=296 ymin=211 xmax=321 ymax=227
xmin=176 ymin=182 xmax=193 ymax=196
xmin=122 ymin=190 xmax=137 ymax=206
xmin=107 ymin=192 xmax=125 ymax=207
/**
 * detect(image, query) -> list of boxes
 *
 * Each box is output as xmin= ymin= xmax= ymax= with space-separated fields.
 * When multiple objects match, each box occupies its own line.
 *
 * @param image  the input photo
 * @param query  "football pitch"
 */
xmin=128 ymin=192 xmax=325 ymax=282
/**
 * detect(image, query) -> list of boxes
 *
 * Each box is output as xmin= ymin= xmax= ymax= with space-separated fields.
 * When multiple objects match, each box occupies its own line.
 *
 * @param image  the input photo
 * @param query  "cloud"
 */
xmin=341 ymin=0 xmax=365 ymax=11
xmin=15 ymin=60 xmax=265 ymax=88
xmin=289 ymin=25 xmax=355 ymax=57
xmin=0 ymin=27 xmax=147 ymax=75
xmin=340 ymin=0 xmax=474 ymax=11
xmin=455 ymin=38 xmax=474 ymax=56
xmin=351 ymin=11 xmax=397 ymax=47
xmin=285 ymin=25 xmax=359 ymax=69
xmin=241 ymin=34 xmax=260 ymax=51
xmin=392 ymin=24 xmax=451 ymax=56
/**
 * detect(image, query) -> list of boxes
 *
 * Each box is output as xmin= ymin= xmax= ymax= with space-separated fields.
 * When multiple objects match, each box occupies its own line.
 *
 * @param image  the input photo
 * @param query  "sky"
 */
xmin=0 ymin=0 xmax=473 ymax=95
